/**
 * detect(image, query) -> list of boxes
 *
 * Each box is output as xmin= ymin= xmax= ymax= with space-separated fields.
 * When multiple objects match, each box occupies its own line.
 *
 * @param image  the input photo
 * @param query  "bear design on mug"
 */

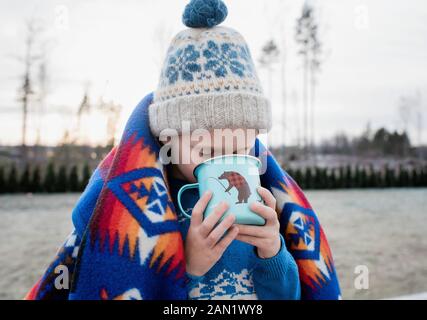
xmin=218 ymin=171 xmax=251 ymax=204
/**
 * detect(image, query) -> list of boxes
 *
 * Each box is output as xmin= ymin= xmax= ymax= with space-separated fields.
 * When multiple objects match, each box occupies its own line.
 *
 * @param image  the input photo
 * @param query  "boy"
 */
xmin=146 ymin=0 xmax=300 ymax=299
xmin=163 ymin=130 xmax=301 ymax=299
xmin=143 ymin=1 xmax=300 ymax=299
xmin=26 ymin=0 xmax=340 ymax=300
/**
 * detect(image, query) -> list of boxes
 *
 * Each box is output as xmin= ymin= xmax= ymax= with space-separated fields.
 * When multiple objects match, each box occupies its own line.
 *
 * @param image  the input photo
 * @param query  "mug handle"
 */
xmin=177 ymin=183 xmax=199 ymax=219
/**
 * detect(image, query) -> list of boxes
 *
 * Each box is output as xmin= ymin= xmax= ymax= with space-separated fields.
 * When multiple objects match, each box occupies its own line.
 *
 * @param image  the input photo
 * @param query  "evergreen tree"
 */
xmin=314 ymin=167 xmax=322 ymax=189
xmin=395 ymin=165 xmax=401 ymax=187
xmin=353 ymin=166 xmax=359 ymax=188
xmin=69 ymin=165 xmax=80 ymax=192
xmin=44 ymin=163 xmax=57 ymax=193
xmin=415 ymin=167 xmax=425 ymax=187
xmin=407 ymin=167 xmax=415 ymax=187
xmin=352 ymin=166 xmax=360 ymax=188
xmin=56 ymin=165 xmax=68 ymax=192
xmin=294 ymin=168 xmax=304 ymax=189
xmin=412 ymin=168 xmax=420 ymax=187
xmin=422 ymin=167 xmax=427 ymax=187
xmin=384 ymin=165 xmax=395 ymax=188
xmin=305 ymin=167 xmax=313 ymax=189
xmin=8 ymin=164 xmax=18 ymax=193
xmin=30 ymin=166 xmax=41 ymax=193
xmin=0 ymin=166 xmax=5 ymax=194
xmin=344 ymin=165 xmax=352 ymax=188
xmin=367 ymin=165 xmax=377 ymax=188
xmin=376 ymin=167 xmax=384 ymax=188
xmin=360 ymin=166 xmax=368 ymax=188
xmin=375 ymin=168 xmax=383 ymax=188
xmin=20 ymin=165 xmax=31 ymax=193
xmin=398 ymin=165 xmax=409 ymax=187
xmin=338 ymin=166 xmax=345 ymax=189
xmin=80 ymin=163 xmax=91 ymax=191
xmin=356 ymin=166 xmax=362 ymax=188
xmin=321 ymin=168 xmax=328 ymax=189
xmin=328 ymin=168 xmax=337 ymax=189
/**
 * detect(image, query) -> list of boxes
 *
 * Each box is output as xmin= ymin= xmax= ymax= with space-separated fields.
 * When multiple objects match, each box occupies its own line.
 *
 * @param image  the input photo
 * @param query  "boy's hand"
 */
xmin=235 ymin=186 xmax=281 ymax=259
xmin=185 ymin=191 xmax=239 ymax=277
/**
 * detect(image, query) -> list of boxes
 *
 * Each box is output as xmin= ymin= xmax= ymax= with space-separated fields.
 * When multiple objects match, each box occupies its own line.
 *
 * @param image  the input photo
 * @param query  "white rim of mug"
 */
xmin=192 ymin=154 xmax=262 ymax=179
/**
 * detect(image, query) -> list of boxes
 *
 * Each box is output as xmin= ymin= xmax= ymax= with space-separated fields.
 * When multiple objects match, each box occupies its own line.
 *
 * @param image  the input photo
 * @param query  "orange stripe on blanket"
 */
xmin=150 ymin=206 xmax=186 ymax=279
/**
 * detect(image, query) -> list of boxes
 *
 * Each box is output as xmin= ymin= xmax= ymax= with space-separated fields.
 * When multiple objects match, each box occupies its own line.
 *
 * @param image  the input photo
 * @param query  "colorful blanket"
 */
xmin=25 ymin=92 xmax=341 ymax=300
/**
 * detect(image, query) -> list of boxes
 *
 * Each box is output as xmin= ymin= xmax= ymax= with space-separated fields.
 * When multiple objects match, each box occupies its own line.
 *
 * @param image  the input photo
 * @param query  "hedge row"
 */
xmin=0 ymin=163 xmax=92 ymax=194
xmin=0 ymin=163 xmax=426 ymax=194
xmin=285 ymin=165 xmax=427 ymax=190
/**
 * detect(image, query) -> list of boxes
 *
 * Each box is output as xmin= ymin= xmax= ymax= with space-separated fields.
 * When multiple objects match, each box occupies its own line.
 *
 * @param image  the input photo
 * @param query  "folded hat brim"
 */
xmin=149 ymin=91 xmax=272 ymax=136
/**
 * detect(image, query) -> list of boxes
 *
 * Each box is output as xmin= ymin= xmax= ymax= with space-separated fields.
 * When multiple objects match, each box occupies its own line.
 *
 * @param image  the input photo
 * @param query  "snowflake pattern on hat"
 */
xmin=163 ymin=39 xmax=257 ymax=86
xmin=165 ymin=45 xmax=202 ymax=84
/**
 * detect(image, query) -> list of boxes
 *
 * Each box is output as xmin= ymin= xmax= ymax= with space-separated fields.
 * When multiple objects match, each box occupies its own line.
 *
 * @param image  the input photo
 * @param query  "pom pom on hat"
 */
xmin=182 ymin=0 xmax=228 ymax=28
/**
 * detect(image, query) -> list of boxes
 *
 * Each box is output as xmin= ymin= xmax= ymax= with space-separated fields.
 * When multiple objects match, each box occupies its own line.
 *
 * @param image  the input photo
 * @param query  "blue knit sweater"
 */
xmin=168 ymin=169 xmax=301 ymax=300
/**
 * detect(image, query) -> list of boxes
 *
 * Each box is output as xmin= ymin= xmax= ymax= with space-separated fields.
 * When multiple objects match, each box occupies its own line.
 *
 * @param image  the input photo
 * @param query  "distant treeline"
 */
xmin=0 ymin=163 xmax=92 ymax=194
xmin=0 ymin=163 xmax=427 ymax=194
xmin=284 ymin=165 xmax=427 ymax=190
xmin=319 ymin=127 xmax=414 ymax=156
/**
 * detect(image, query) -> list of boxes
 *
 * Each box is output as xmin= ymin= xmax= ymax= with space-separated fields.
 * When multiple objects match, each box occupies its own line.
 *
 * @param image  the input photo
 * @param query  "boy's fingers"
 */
xmin=233 ymin=224 xmax=267 ymax=238
xmin=214 ymin=225 xmax=239 ymax=255
xmin=235 ymin=234 xmax=262 ymax=247
xmin=199 ymin=201 xmax=229 ymax=238
xmin=257 ymin=186 xmax=276 ymax=210
xmin=206 ymin=214 xmax=236 ymax=248
xmin=250 ymin=201 xmax=278 ymax=225
xmin=191 ymin=191 xmax=212 ymax=227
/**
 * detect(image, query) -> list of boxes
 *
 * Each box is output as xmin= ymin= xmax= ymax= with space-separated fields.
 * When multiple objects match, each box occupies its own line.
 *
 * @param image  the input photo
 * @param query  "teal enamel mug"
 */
xmin=177 ymin=154 xmax=266 ymax=226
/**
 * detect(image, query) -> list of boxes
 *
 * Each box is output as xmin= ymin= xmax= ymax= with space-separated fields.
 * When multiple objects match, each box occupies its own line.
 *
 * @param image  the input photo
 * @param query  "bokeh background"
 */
xmin=0 ymin=0 xmax=426 ymax=300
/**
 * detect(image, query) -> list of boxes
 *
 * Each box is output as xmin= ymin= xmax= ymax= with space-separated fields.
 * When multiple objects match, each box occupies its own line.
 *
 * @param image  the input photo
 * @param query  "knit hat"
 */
xmin=149 ymin=0 xmax=272 ymax=137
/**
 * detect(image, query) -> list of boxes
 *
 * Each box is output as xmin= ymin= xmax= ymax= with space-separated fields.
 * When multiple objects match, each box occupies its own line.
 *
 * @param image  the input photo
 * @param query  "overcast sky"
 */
xmin=1 ymin=0 xmax=426 ymax=147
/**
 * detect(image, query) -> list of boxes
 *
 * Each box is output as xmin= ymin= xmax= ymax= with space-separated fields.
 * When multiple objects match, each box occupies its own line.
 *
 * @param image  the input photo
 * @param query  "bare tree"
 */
xmin=152 ymin=23 xmax=174 ymax=73
xmin=280 ymin=24 xmax=288 ymax=147
xmin=398 ymin=91 xmax=423 ymax=147
xmin=35 ymin=43 xmax=52 ymax=147
xmin=290 ymin=89 xmax=301 ymax=147
xmin=15 ymin=19 xmax=43 ymax=161
xmin=98 ymin=99 xmax=122 ymax=148
xmin=295 ymin=1 xmax=322 ymax=156
xmin=414 ymin=91 xmax=423 ymax=149
xmin=309 ymin=24 xmax=321 ymax=150
xmin=259 ymin=40 xmax=280 ymax=104
xmin=76 ymin=84 xmax=91 ymax=145
xmin=258 ymin=40 xmax=280 ymax=146
xmin=276 ymin=0 xmax=292 ymax=147
xmin=398 ymin=96 xmax=411 ymax=134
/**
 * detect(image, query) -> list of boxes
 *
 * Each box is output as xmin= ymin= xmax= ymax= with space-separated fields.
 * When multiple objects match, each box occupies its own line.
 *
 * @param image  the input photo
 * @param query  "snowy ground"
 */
xmin=0 ymin=189 xmax=426 ymax=300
